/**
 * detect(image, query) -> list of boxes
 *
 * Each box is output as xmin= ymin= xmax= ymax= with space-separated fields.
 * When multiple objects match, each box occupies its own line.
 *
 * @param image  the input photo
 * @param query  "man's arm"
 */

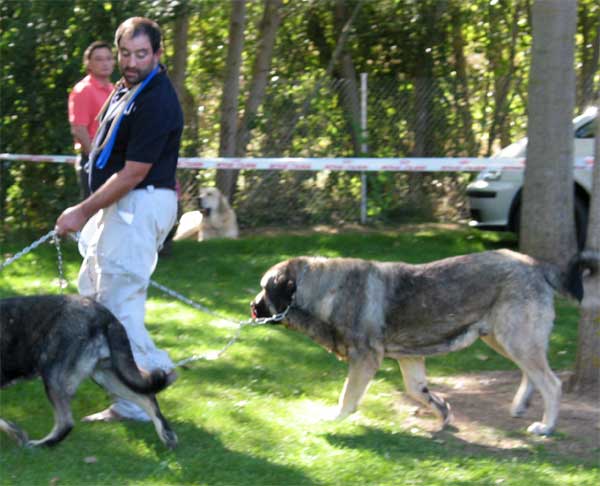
xmin=70 ymin=124 xmax=93 ymax=155
xmin=55 ymin=160 xmax=152 ymax=236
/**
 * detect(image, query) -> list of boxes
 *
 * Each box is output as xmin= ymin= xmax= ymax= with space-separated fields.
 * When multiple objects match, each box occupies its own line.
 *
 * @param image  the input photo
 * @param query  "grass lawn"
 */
xmin=0 ymin=224 xmax=597 ymax=485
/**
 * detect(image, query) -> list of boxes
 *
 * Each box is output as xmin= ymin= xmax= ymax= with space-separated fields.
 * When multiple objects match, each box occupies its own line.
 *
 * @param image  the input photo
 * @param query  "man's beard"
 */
xmin=121 ymin=66 xmax=153 ymax=85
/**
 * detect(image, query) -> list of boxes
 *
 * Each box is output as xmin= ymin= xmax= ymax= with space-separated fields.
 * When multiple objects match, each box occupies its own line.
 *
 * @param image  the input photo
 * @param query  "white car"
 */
xmin=467 ymin=106 xmax=596 ymax=248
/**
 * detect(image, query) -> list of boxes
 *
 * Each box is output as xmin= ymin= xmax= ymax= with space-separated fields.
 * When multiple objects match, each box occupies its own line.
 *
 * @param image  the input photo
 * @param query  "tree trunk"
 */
xmin=220 ymin=0 xmax=284 ymax=202
xmin=335 ymin=0 xmax=362 ymax=155
xmin=216 ymin=0 xmax=246 ymax=201
xmin=412 ymin=76 xmax=434 ymax=157
xmin=171 ymin=6 xmax=199 ymax=157
xmin=305 ymin=4 xmax=362 ymax=152
xmin=410 ymin=0 xmax=446 ymax=158
xmin=485 ymin=1 xmax=523 ymax=155
xmin=275 ymin=0 xmax=363 ymax=153
xmin=236 ymin=0 xmax=282 ymax=157
xmin=520 ymin=0 xmax=578 ymax=269
xmin=449 ymin=1 xmax=477 ymax=156
xmin=171 ymin=5 xmax=189 ymax=103
xmin=570 ymin=99 xmax=600 ymax=394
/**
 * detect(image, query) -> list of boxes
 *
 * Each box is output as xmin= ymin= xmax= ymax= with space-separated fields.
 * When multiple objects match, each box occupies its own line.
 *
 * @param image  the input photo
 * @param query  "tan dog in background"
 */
xmin=174 ymin=187 xmax=239 ymax=241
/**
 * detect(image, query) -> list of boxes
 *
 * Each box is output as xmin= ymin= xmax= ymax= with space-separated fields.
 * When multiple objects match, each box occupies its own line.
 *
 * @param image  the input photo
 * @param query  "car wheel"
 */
xmin=574 ymin=195 xmax=588 ymax=250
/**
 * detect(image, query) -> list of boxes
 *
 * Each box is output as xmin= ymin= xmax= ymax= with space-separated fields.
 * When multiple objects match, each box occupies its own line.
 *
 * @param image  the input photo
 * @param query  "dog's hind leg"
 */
xmin=27 ymin=382 xmax=75 ymax=447
xmin=491 ymin=330 xmax=561 ymax=434
xmin=398 ymin=357 xmax=451 ymax=427
xmin=336 ymin=351 xmax=383 ymax=420
xmin=510 ymin=356 xmax=561 ymax=435
xmin=481 ymin=335 xmax=534 ymax=417
xmin=92 ymin=368 xmax=177 ymax=449
xmin=0 ymin=418 xmax=29 ymax=447
xmin=510 ymin=373 xmax=535 ymax=417
xmin=28 ymin=347 xmax=105 ymax=447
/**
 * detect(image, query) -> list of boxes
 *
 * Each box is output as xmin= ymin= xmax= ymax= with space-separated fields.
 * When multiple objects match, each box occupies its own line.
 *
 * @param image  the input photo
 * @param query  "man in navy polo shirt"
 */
xmin=56 ymin=17 xmax=182 ymax=422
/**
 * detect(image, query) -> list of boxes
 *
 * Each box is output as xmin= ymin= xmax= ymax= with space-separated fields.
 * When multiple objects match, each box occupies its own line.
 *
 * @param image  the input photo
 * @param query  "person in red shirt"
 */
xmin=68 ymin=41 xmax=115 ymax=199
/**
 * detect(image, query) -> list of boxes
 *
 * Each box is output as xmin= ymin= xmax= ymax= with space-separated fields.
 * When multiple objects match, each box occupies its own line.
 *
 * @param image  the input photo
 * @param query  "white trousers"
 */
xmin=78 ymin=187 xmax=177 ymax=420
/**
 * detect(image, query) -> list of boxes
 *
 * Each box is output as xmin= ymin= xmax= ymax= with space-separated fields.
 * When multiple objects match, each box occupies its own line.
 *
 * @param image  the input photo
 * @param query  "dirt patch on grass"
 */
xmin=393 ymin=370 xmax=599 ymax=462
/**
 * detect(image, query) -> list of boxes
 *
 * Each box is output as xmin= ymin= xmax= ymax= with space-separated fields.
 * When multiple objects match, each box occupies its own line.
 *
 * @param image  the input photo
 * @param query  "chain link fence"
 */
xmin=1 ymin=75 xmax=529 ymax=233
xmin=176 ymin=74 xmax=528 ymax=229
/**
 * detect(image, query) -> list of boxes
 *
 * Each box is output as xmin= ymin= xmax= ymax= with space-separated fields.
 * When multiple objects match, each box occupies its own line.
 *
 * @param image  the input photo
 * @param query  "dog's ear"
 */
xmin=267 ymin=273 xmax=296 ymax=307
xmin=285 ymin=278 xmax=296 ymax=302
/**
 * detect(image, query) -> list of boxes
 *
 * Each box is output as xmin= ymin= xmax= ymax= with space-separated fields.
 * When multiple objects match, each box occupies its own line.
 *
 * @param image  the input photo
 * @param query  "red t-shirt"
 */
xmin=68 ymin=75 xmax=114 ymax=140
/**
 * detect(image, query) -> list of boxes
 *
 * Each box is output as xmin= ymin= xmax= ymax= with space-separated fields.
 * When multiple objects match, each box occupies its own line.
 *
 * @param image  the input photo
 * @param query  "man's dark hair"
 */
xmin=83 ymin=41 xmax=112 ymax=69
xmin=115 ymin=17 xmax=162 ymax=53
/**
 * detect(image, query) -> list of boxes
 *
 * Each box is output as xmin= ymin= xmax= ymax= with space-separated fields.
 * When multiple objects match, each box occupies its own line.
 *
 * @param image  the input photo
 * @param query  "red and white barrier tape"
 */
xmin=0 ymin=153 xmax=594 ymax=172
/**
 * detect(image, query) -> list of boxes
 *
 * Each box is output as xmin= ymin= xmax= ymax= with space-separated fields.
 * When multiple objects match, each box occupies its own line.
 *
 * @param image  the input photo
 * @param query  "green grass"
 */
xmin=0 ymin=225 xmax=597 ymax=486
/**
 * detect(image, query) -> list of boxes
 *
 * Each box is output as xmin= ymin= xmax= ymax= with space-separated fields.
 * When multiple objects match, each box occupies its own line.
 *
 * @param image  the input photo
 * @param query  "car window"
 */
xmin=575 ymin=119 xmax=596 ymax=139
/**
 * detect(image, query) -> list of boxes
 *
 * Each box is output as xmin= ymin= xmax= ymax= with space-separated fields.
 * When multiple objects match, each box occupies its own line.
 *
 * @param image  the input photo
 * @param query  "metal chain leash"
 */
xmin=52 ymin=232 xmax=67 ymax=292
xmin=173 ymin=306 xmax=290 ymax=367
xmin=1 ymin=230 xmax=68 ymax=293
xmin=0 ymin=229 xmax=57 ymax=271
xmin=2 ymin=230 xmax=290 ymax=367
xmin=148 ymin=279 xmax=290 ymax=366
xmin=148 ymin=279 xmax=289 ymax=327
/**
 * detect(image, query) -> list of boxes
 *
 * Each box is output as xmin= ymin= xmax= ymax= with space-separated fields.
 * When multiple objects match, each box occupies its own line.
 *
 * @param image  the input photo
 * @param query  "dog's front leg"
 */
xmin=398 ymin=357 xmax=451 ymax=428
xmin=336 ymin=351 xmax=382 ymax=420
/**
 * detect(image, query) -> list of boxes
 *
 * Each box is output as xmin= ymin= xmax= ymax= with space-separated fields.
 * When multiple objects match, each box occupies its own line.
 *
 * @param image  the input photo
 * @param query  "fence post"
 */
xmin=360 ymin=72 xmax=368 ymax=224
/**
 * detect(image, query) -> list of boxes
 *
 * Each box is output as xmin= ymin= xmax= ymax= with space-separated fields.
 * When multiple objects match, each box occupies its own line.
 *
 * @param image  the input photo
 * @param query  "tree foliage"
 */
xmin=1 ymin=0 xmax=599 ymax=232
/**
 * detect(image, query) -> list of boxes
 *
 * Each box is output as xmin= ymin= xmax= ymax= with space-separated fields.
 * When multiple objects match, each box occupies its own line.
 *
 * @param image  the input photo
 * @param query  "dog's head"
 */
xmin=251 ymin=260 xmax=298 ymax=321
xmin=198 ymin=187 xmax=228 ymax=218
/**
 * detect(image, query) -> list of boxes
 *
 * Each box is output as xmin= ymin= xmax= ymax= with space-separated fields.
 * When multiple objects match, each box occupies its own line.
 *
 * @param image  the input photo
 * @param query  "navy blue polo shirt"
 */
xmin=90 ymin=67 xmax=183 ymax=192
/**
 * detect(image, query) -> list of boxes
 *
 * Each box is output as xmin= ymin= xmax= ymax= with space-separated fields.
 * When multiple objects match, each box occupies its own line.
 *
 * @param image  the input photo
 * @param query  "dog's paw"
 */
xmin=25 ymin=439 xmax=45 ymax=447
xmin=81 ymin=408 xmax=124 ymax=423
xmin=165 ymin=370 xmax=178 ymax=387
xmin=334 ymin=412 xmax=350 ymax=421
xmin=510 ymin=395 xmax=531 ymax=417
xmin=439 ymin=402 xmax=453 ymax=428
xmin=427 ymin=392 xmax=452 ymax=427
xmin=162 ymin=429 xmax=178 ymax=450
xmin=334 ymin=409 xmax=353 ymax=421
xmin=510 ymin=405 xmax=527 ymax=418
xmin=527 ymin=421 xmax=553 ymax=436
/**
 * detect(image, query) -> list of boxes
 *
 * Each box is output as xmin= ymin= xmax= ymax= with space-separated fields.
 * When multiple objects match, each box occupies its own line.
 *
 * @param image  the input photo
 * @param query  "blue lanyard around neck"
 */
xmin=94 ymin=65 xmax=160 ymax=170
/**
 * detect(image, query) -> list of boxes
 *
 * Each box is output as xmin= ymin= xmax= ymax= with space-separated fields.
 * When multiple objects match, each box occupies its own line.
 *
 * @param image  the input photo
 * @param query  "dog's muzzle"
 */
xmin=250 ymin=292 xmax=271 ymax=319
xmin=197 ymin=197 xmax=212 ymax=217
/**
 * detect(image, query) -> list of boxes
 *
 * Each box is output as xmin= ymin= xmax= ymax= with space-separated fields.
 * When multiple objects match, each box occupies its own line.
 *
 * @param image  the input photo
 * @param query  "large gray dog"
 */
xmin=251 ymin=249 xmax=597 ymax=436
xmin=0 ymin=295 xmax=177 ymax=448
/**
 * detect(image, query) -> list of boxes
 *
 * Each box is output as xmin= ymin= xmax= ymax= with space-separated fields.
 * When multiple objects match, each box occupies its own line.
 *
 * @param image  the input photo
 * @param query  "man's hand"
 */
xmin=54 ymin=160 xmax=151 ymax=237
xmin=70 ymin=124 xmax=92 ymax=155
xmin=55 ymin=205 xmax=89 ymax=237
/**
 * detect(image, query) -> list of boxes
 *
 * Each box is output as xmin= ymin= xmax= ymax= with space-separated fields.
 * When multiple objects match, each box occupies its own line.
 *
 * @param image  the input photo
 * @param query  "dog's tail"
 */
xmin=562 ymin=250 xmax=600 ymax=302
xmin=105 ymin=319 xmax=175 ymax=394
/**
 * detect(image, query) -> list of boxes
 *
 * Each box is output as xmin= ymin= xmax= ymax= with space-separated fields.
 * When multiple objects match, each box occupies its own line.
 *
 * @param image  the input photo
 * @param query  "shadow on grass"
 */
xmin=122 ymin=420 xmax=318 ymax=485
xmin=174 ymin=328 xmax=347 ymax=393
xmin=322 ymin=426 xmax=589 ymax=485
xmin=1 ymin=416 xmax=317 ymax=486
xmin=17 ymin=389 xmax=327 ymax=485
